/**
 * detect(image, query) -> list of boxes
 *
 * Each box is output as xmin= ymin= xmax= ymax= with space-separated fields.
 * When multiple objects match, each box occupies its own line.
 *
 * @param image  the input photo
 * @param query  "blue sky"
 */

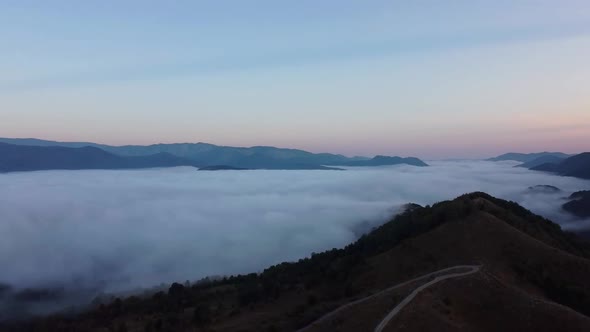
xmin=1 ymin=1 xmax=590 ymax=158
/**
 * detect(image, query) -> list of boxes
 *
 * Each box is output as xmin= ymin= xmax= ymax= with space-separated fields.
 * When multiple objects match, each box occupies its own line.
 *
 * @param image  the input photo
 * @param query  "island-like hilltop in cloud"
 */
xmin=0 ymin=138 xmax=428 ymax=172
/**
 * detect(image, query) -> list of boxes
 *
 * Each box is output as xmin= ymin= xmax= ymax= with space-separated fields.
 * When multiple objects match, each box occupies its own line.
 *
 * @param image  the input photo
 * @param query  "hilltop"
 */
xmin=4 ymin=193 xmax=590 ymax=332
xmin=563 ymin=191 xmax=590 ymax=218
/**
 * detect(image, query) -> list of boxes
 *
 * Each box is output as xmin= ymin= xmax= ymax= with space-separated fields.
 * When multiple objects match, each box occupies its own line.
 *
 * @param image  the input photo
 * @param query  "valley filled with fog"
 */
xmin=1 ymin=161 xmax=589 ymax=316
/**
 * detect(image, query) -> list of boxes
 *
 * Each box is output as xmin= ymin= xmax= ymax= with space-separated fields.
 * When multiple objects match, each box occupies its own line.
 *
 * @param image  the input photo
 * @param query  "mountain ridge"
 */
xmin=0 ymin=138 xmax=427 ymax=170
xmin=332 ymin=155 xmax=428 ymax=167
xmin=0 ymin=143 xmax=199 ymax=172
xmin=516 ymin=155 xmax=567 ymax=168
xmin=531 ymin=152 xmax=590 ymax=179
xmin=487 ymin=152 xmax=571 ymax=163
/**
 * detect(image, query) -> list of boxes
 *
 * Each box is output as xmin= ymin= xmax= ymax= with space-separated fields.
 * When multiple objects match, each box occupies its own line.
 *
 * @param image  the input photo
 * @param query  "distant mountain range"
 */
xmin=487 ymin=152 xmax=571 ymax=163
xmin=531 ymin=153 xmax=590 ymax=180
xmin=0 ymin=138 xmax=428 ymax=171
xmin=8 ymin=193 xmax=590 ymax=331
xmin=0 ymin=143 xmax=199 ymax=172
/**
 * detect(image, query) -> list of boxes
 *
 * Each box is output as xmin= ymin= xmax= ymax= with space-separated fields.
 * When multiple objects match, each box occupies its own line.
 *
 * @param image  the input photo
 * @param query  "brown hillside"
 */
xmin=384 ymin=272 xmax=590 ymax=332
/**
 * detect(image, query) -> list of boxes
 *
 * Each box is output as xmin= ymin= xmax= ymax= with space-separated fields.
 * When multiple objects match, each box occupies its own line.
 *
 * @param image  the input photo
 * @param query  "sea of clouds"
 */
xmin=1 ymin=160 xmax=589 ymax=317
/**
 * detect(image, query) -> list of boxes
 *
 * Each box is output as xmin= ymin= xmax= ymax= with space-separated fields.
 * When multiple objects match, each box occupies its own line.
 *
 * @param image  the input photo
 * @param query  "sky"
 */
xmin=1 ymin=1 xmax=590 ymax=158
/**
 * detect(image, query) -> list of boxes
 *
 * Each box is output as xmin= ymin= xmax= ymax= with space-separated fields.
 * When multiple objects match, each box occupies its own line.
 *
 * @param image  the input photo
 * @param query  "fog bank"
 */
xmin=1 ymin=161 xmax=588 ymax=317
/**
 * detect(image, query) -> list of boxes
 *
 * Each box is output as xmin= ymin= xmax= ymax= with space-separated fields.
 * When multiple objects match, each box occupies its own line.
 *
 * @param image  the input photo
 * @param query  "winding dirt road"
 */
xmin=373 ymin=265 xmax=480 ymax=332
xmin=296 ymin=265 xmax=481 ymax=332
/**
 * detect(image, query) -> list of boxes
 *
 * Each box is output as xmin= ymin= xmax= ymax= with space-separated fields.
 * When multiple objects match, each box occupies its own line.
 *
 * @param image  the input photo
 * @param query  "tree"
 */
xmin=193 ymin=304 xmax=212 ymax=326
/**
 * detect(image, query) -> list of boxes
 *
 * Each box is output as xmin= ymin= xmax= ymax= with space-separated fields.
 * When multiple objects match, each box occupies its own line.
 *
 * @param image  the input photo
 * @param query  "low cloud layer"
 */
xmin=1 ymin=161 xmax=589 ymax=317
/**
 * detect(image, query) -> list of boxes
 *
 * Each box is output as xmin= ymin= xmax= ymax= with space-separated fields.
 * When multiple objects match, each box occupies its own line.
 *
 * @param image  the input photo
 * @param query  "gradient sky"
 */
xmin=1 ymin=1 xmax=589 ymax=158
